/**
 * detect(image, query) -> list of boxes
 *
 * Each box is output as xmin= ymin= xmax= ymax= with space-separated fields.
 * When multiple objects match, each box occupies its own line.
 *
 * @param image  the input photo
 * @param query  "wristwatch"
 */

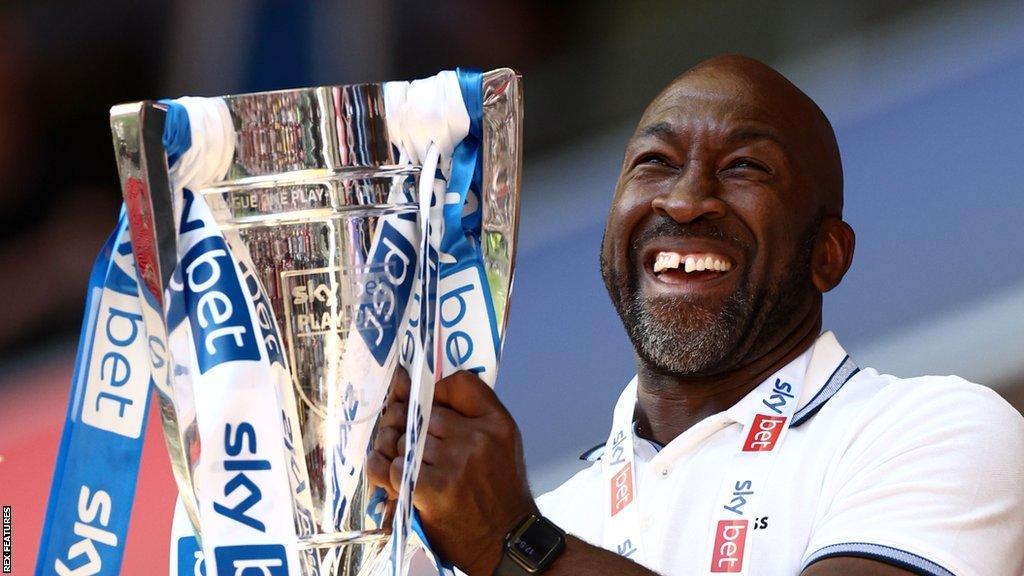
xmin=493 ymin=513 xmax=567 ymax=575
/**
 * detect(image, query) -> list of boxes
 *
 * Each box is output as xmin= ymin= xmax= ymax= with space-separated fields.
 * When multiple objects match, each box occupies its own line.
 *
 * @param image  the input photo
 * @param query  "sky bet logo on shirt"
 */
xmin=743 ymin=378 xmax=794 ymax=451
xmin=609 ymin=465 xmax=634 ymax=516
xmin=742 ymin=414 xmax=787 ymax=452
xmin=711 ymin=520 xmax=748 ymax=573
xmin=712 ymin=479 xmax=755 ymax=572
xmin=607 ymin=430 xmax=634 ymax=516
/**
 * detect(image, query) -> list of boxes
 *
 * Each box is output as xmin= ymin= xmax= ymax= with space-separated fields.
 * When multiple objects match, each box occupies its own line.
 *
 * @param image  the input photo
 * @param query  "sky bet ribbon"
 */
xmin=36 ymin=212 xmax=158 ymax=576
xmin=380 ymin=69 xmax=463 ymax=576
xmin=161 ymin=98 xmax=307 ymax=576
xmin=379 ymin=68 xmax=505 ymax=576
xmin=438 ymin=68 xmax=502 ymax=375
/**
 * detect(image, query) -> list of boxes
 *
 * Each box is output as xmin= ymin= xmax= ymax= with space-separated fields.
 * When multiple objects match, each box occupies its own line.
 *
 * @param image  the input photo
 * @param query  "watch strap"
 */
xmin=494 ymin=549 xmax=529 ymax=576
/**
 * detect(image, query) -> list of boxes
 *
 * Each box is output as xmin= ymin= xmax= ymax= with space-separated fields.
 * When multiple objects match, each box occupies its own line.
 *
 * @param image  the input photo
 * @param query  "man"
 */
xmin=368 ymin=55 xmax=1024 ymax=576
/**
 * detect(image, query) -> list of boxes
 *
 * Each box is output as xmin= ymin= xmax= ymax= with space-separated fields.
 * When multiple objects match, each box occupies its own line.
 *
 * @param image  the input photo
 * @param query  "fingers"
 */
xmin=383 ymin=406 xmax=461 ymax=474
xmin=396 ymin=433 xmax=407 ymax=459
xmin=370 ymin=369 xmax=509 ymax=502
xmin=367 ymin=431 xmax=411 ymax=498
xmin=369 ymin=403 xmax=404 ymax=497
xmin=379 ymin=397 xmax=408 ymax=431
xmin=389 ymin=366 xmax=411 ymax=403
xmin=366 ymin=450 xmax=396 ymax=498
xmin=368 ymin=368 xmax=411 ymax=498
xmin=433 ymin=371 xmax=503 ymax=417
xmin=421 ymin=434 xmax=450 ymax=466
xmin=374 ymin=424 xmax=402 ymax=461
xmin=426 ymin=405 xmax=460 ymax=439
xmin=374 ymin=391 xmax=407 ymax=462
xmin=375 ymin=432 xmax=409 ymax=498
xmin=389 ymin=449 xmax=405 ymax=491
xmin=411 ymin=460 xmax=445 ymax=507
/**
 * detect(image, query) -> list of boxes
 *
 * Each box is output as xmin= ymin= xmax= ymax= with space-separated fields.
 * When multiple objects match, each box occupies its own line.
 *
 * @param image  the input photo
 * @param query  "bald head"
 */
xmin=643 ymin=55 xmax=844 ymax=216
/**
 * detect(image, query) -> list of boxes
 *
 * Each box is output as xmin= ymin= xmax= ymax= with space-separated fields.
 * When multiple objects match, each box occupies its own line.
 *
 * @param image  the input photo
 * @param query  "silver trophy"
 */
xmin=109 ymin=69 xmax=522 ymax=575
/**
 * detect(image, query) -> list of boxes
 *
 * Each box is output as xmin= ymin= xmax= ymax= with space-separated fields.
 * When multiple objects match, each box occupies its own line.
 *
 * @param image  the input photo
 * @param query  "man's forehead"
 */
xmin=632 ymin=91 xmax=790 ymax=145
xmin=635 ymin=61 xmax=810 ymax=138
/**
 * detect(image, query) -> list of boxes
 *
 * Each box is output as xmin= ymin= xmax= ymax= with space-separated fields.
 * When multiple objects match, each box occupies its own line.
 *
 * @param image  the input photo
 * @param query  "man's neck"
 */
xmin=635 ymin=313 xmax=822 ymax=446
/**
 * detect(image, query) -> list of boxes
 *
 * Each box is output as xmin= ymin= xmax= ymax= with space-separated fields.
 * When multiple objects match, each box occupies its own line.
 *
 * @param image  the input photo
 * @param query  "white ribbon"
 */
xmin=384 ymin=71 xmax=470 ymax=168
xmin=168 ymin=97 xmax=235 ymax=198
xmin=165 ymin=97 xmax=310 ymax=576
xmin=381 ymin=71 xmax=469 ymax=576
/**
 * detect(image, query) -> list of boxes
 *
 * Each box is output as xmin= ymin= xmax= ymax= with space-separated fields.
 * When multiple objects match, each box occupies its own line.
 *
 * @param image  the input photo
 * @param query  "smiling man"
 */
xmin=369 ymin=55 xmax=1024 ymax=576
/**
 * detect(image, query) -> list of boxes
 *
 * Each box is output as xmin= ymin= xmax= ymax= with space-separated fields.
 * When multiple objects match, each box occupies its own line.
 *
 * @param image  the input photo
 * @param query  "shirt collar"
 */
xmin=791 ymin=332 xmax=859 ymax=426
xmin=623 ymin=331 xmax=855 ymax=464
xmin=719 ymin=346 xmax=811 ymax=426
xmin=720 ymin=330 xmax=850 ymax=425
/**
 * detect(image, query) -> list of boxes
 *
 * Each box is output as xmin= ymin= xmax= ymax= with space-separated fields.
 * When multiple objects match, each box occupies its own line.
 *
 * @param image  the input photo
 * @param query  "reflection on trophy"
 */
xmin=109 ymin=69 xmax=522 ymax=575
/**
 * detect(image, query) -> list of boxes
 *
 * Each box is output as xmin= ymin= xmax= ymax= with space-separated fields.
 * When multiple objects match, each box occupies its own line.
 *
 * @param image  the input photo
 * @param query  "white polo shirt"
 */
xmin=537 ymin=332 xmax=1024 ymax=576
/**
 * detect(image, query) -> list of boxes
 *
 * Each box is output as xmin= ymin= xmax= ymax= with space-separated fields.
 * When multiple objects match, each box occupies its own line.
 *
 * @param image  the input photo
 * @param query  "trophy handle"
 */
xmin=110 ymin=101 xmax=204 ymax=544
xmin=480 ymin=68 xmax=523 ymax=347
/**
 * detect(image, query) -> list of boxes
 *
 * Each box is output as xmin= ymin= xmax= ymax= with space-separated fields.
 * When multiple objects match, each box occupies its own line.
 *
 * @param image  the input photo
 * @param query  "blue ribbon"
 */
xmin=160 ymin=100 xmax=192 ymax=168
xmin=36 ymin=213 xmax=153 ymax=576
xmin=439 ymin=68 xmax=484 ymax=275
xmin=39 ymin=104 xmax=192 ymax=575
xmin=411 ymin=67 xmax=495 ymax=576
xmin=440 ymin=67 xmax=501 ymax=355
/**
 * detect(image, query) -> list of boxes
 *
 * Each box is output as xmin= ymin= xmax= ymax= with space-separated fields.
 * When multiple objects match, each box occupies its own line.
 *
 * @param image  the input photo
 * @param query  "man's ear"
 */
xmin=811 ymin=217 xmax=855 ymax=293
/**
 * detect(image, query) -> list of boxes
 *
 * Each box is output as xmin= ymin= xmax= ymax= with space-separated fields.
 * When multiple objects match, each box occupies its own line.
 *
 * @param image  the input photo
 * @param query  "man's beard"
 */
xmin=601 ymin=219 xmax=817 ymax=378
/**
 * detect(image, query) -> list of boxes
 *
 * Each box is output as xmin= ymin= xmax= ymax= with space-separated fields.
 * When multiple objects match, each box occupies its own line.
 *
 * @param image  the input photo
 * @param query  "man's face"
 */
xmin=601 ymin=75 xmax=823 ymax=378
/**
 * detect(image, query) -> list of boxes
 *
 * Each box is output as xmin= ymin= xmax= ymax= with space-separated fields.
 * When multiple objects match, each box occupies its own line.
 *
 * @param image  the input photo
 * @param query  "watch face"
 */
xmin=510 ymin=516 xmax=565 ymax=570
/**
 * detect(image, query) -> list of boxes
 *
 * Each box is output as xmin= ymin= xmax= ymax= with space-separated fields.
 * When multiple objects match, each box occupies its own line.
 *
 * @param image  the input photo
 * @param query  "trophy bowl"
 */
xmin=109 ymin=68 xmax=522 ymax=576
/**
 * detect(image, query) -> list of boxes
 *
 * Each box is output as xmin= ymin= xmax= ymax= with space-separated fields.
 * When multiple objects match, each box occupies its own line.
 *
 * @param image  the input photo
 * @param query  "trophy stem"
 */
xmin=295 ymin=530 xmax=390 ymax=550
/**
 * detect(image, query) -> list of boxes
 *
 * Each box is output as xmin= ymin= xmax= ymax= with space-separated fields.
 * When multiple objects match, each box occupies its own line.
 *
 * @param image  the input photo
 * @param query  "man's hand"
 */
xmin=367 ymin=369 xmax=538 ymax=576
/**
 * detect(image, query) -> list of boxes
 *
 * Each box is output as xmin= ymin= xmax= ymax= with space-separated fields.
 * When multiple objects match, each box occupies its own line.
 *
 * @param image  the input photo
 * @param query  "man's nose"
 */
xmin=650 ymin=166 xmax=727 ymax=224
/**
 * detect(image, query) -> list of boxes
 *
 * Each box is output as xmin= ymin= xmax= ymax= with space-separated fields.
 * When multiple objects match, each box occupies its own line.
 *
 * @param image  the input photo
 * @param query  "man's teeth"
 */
xmin=652 ymin=252 xmax=732 ymax=274
xmin=653 ymin=252 xmax=681 ymax=273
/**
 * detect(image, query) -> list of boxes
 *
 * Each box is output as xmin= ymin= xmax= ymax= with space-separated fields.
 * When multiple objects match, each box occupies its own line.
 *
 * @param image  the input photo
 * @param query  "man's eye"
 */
xmin=726 ymin=158 xmax=769 ymax=173
xmin=637 ymin=154 xmax=671 ymax=167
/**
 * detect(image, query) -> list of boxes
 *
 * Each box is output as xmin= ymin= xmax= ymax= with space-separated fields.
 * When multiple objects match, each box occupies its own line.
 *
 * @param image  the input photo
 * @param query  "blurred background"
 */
xmin=2 ymin=0 xmax=1023 ymax=572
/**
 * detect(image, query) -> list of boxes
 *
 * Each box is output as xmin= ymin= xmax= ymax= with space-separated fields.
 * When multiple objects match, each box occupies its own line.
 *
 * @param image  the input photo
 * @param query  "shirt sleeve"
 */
xmin=802 ymin=376 xmax=1024 ymax=576
xmin=537 ymin=463 xmax=605 ymax=546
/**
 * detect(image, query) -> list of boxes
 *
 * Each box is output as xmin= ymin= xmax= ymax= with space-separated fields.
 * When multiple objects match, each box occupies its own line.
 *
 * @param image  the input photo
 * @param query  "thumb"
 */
xmin=432 ymin=371 xmax=502 ymax=417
